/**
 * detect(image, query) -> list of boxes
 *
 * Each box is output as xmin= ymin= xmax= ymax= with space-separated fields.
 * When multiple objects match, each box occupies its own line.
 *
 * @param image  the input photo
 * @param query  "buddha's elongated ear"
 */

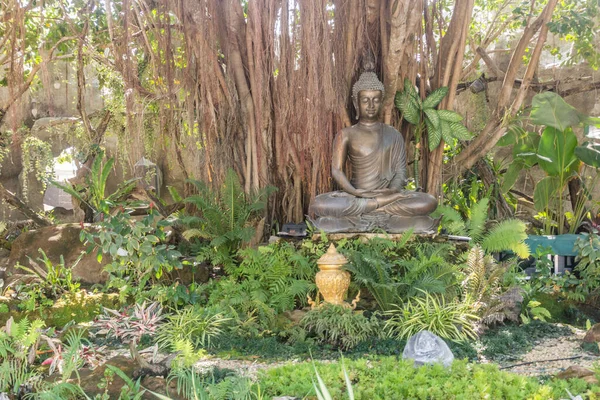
xmin=352 ymin=97 xmax=359 ymax=120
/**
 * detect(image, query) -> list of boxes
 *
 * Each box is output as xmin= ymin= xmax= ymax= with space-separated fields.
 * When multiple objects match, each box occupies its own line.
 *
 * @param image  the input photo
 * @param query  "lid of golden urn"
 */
xmin=317 ymin=244 xmax=348 ymax=266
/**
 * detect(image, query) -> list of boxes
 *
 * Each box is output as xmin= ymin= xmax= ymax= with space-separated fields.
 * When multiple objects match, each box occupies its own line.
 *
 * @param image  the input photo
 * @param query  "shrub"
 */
xmin=156 ymin=305 xmax=229 ymax=351
xmin=206 ymin=242 xmax=315 ymax=334
xmin=258 ymin=357 xmax=600 ymax=400
xmin=384 ymin=291 xmax=479 ymax=341
xmin=180 ymin=169 xmax=276 ymax=269
xmin=300 ymin=304 xmax=382 ymax=350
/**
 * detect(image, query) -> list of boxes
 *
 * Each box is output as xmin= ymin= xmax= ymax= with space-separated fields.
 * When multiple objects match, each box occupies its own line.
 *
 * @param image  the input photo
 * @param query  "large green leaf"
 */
xmin=513 ymin=132 xmax=540 ymax=167
xmin=537 ymin=126 xmax=579 ymax=177
xmin=403 ymin=78 xmax=418 ymax=99
xmin=425 ymin=118 xmax=442 ymax=151
xmin=437 ymin=109 xmax=463 ymax=122
xmin=533 ymin=176 xmax=560 ymax=211
xmin=395 ymin=92 xmax=421 ymax=125
xmin=530 ymin=92 xmax=585 ymax=131
xmin=449 ymin=122 xmax=472 ymax=140
xmin=440 ymin=120 xmax=453 ymax=144
xmin=575 ymin=142 xmax=600 ymax=168
xmin=424 ymin=108 xmax=441 ymax=131
xmin=501 ymin=161 xmax=523 ymax=193
xmin=423 ymin=86 xmax=449 ymax=109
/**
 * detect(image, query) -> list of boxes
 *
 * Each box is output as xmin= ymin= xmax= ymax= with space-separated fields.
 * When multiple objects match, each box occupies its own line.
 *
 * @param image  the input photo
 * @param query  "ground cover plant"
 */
xmin=258 ymin=357 xmax=600 ymax=400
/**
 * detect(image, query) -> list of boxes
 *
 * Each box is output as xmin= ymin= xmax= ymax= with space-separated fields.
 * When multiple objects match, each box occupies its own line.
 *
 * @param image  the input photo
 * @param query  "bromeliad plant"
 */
xmin=51 ymin=148 xmax=138 ymax=222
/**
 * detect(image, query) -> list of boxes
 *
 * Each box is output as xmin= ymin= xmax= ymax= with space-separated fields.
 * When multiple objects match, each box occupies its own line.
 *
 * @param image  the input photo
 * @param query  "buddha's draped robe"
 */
xmin=310 ymin=124 xmax=436 ymax=218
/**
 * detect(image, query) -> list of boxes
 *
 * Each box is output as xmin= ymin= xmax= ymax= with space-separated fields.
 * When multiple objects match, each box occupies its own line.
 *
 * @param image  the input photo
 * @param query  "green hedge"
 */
xmin=258 ymin=357 xmax=600 ymax=400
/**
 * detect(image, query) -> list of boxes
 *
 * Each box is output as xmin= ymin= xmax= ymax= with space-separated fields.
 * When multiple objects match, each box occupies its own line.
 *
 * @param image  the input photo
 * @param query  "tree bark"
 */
xmin=0 ymin=183 xmax=51 ymax=227
xmin=451 ymin=0 xmax=559 ymax=175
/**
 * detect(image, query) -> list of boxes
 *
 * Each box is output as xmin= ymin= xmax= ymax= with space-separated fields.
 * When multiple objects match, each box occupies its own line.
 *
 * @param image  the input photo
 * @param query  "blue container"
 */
xmin=525 ymin=234 xmax=583 ymax=257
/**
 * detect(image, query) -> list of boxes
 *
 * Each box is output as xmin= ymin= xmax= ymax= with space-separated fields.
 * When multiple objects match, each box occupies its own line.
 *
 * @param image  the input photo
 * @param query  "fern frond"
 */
xmin=481 ymin=219 xmax=529 ymax=257
xmin=433 ymin=205 xmax=466 ymax=235
xmin=467 ymin=198 xmax=489 ymax=242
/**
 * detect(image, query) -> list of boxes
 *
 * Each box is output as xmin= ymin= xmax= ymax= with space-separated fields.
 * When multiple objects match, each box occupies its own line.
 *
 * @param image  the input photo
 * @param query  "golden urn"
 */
xmin=311 ymin=244 xmax=358 ymax=308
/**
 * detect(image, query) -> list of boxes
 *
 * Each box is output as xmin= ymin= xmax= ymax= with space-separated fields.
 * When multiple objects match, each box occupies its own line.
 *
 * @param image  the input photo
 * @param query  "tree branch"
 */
xmin=0 ymin=183 xmax=52 ymax=227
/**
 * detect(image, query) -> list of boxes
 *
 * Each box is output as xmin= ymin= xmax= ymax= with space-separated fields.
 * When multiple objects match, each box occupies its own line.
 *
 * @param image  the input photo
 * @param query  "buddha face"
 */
xmin=356 ymin=89 xmax=382 ymax=123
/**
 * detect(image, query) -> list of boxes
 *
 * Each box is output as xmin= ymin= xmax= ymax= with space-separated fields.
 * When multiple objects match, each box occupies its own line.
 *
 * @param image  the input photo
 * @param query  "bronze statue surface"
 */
xmin=308 ymin=73 xmax=438 ymax=233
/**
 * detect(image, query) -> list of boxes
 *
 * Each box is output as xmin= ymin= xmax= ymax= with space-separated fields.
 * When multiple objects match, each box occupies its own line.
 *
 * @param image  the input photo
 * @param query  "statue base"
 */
xmin=308 ymin=214 xmax=439 ymax=234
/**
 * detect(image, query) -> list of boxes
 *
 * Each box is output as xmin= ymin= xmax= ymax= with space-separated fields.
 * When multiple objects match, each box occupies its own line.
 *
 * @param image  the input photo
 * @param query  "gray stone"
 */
xmin=402 ymin=330 xmax=454 ymax=367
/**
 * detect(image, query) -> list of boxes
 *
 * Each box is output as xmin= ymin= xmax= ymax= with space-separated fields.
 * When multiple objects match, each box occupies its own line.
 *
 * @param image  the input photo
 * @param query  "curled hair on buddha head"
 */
xmin=352 ymin=71 xmax=385 ymax=100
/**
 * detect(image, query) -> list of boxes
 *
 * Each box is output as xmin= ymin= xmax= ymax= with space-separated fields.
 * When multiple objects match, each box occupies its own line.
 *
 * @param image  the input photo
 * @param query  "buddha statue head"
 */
xmin=352 ymin=71 xmax=385 ymax=122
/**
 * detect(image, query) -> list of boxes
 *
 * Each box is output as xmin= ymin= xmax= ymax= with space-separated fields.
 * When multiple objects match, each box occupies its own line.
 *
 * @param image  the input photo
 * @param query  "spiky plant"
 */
xmin=344 ymin=233 xmax=412 ymax=311
xmin=434 ymin=197 xmax=530 ymax=258
xmin=394 ymin=242 xmax=460 ymax=300
xmin=384 ymin=291 xmax=479 ymax=341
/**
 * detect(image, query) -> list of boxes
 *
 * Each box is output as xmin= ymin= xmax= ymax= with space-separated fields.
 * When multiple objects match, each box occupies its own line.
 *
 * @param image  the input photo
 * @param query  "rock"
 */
xmin=556 ymin=365 xmax=596 ymax=381
xmin=2 ymin=224 xmax=109 ymax=285
xmin=583 ymin=323 xmax=600 ymax=343
xmin=402 ymin=330 xmax=454 ymax=367
xmin=75 ymin=356 xmax=136 ymax=398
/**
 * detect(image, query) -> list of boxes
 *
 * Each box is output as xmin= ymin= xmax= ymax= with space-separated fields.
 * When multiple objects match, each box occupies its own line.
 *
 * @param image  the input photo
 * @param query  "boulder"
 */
xmin=2 ymin=224 xmax=109 ymax=285
xmin=402 ymin=330 xmax=454 ymax=367
xmin=556 ymin=365 xmax=598 ymax=384
xmin=583 ymin=323 xmax=600 ymax=344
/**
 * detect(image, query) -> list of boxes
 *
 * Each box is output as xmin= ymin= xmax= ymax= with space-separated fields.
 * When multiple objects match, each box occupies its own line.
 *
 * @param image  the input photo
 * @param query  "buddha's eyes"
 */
xmin=360 ymin=97 xmax=382 ymax=103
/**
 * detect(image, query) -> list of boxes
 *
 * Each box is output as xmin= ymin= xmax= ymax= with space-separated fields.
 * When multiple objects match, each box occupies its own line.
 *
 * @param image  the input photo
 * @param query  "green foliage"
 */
xmin=344 ymin=236 xmax=460 ymax=311
xmin=300 ymin=304 xmax=382 ymax=350
xmin=0 ymin=317 xmax=44 ymax=394
xmin=51 ymin=149 xmax=138 ymax=221
xmin=395 ymin=79 xmax=471 ymax=151
xmin=434 ymin=197 xmax=530 ymax=258
xmin=343 ymin=234 xmax=412 ymax=311
xmin=181 ymin=169 xmax=276 ymax=269
xmin=573 ymin=233 xmax=600 ymax=301
xmin=156 ymin=305 xmax=229 ymax=352
xmin=258 ymin=356 xmax=599 ymax=399
xmin=21 ymin=136 xmax=55 ymax=200
xmin=462 ymin=246 xmax=523 ymax=327
xmin=520 ymin=300 xmax=552 ymax=324
xmin=81 ymin=208 xmax=182 ymax=301
xmin=14 ymin=249 xmax=81 ymax=311
xmin=548 ymin=0 xmax=600 ymax=69
xmin=384 ymin=291 xmax=479 ymax=341
xmin=312 ymin=358 xmax=355 ymax=400
xmin=206 ymin=242 xmax=315 ymax=334
xmin=504 ymin=92 xmax=600 ymax=234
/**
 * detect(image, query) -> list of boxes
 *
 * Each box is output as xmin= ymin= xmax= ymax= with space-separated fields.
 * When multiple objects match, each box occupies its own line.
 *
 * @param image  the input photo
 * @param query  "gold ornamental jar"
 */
xmin=315 ymin=244 xmax=350 ymax=305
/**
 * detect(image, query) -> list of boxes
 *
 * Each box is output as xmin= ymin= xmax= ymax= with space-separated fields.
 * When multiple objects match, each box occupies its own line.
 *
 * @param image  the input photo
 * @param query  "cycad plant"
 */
xmin=395 ymin=243 xmax=460 ymax=300
xmin=462 ymin=246 xmax=523 ymax=326
xmin=344 ymin=234 xmax=412 ymax=311
xmin=433 ymin=197 xmax=530 ymax=258
xmin=181 ymin=169 xmax=276 ymax=268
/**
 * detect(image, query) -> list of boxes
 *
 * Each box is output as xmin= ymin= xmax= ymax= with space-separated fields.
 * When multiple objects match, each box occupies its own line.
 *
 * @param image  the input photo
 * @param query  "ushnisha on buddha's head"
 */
xmin=352 ymin=72 xmax=385 ymax=123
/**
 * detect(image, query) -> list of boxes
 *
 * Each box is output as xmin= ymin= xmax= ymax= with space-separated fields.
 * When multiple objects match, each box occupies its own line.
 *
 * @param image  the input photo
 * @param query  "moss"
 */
xmin=0 ymin=291 xmax=122 ymax=327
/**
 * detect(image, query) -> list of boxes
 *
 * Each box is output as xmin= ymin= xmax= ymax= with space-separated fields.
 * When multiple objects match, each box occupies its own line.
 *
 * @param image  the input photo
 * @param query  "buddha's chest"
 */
xmin=348 ymin=132 xmax=382 ymax=157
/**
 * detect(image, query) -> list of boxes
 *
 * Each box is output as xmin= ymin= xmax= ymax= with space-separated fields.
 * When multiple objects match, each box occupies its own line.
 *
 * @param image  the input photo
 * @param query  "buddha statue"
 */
xmin=308 ymin=71 xmax=439 ymax=233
